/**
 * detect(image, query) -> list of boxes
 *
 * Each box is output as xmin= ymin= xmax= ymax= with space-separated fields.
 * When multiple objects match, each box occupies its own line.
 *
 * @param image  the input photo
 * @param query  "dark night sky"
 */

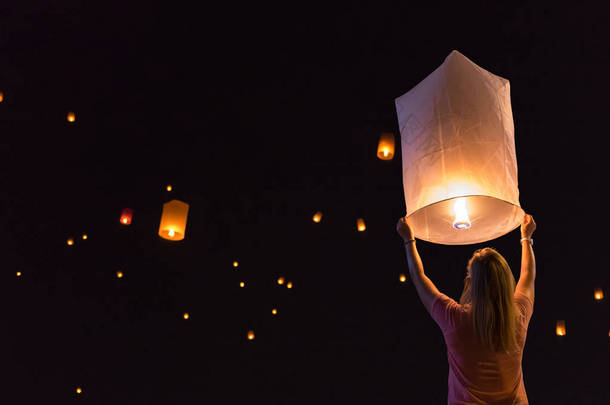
xmin=2 ymin=1 xmax=609 ymax=404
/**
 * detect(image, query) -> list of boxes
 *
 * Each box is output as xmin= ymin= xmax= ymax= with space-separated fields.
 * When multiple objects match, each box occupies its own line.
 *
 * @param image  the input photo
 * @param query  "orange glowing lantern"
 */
xmin=556 ymin=320 xmax=566 ymax=336
xmin=67 ymin=238 xmax=74 ymax=246
xmin=120 ymin=208 xmax=133 ymax=225
xmin=233 ymin=261 xmax=239 ymax=268
xmin=594 ymin=288 xmax=604 ymax=301
xmin=239 ymin=281 xmax=245 ymax=288
xmin=399 ymin=274 xmax=407 ymax=283
xmin=272 ymin=308 xmax=278 ymax=315
xmin=247 ymin=330 xmax=255 ymax=340
xmin=16 ymin=271 xmax=22 ymax=277
xmin=313 ymin=211 xmax=323 ymax=223
xmin=116 ymin=271 xmax=123 ymax=279
xmin=76 ymin=387 xmax=82 ymax=394
xmin=395 ymin=50 xmax=525 ymax=245
xmin=183 ymin=312 xmax=190 ymax=320
xmin=286 ymin=281 xmax=293 ymax=289
xmin=158 ymin=199 xmax=190 ymax=241
xmin=377 ymin=132 xmax=395 ymax=160
xmin=67 ymin=111 xmax=76 ymax=123
xmin=357 ymin=218 xmax=366 ymax=232
xmin=166 ymin=184 xmax=172 ymax=192
xmin=277 ymin=277 xmax=285 ymax=285
xmin=81 ymin=234 xmax=88 ymax=240
xmin=0 ymin=92 xmax=4 ymax=102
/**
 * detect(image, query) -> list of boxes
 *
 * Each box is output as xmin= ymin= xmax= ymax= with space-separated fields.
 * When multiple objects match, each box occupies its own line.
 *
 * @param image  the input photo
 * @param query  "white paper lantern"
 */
xmin=395 ymin=50 xmax=524 ymax=245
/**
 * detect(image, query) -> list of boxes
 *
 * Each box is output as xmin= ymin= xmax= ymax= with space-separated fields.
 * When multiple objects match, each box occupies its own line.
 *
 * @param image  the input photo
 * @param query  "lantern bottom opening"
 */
xmin=408 ymin=195 xmax=524 ymax=245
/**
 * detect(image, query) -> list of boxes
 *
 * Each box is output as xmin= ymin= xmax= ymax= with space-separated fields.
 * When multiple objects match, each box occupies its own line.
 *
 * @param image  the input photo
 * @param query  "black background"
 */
xmin=2 ymin=1 xmax=608 ymax=403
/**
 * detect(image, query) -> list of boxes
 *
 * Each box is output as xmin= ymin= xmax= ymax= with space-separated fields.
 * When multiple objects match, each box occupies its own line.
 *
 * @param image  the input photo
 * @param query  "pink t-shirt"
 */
xmin=430 ymin=291 xmax=534 ymax=404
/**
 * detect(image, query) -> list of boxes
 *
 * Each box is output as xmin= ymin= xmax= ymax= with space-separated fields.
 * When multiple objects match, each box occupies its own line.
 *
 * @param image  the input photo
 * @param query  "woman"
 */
xmin=396 ymin=214 xmax=536 ymax=404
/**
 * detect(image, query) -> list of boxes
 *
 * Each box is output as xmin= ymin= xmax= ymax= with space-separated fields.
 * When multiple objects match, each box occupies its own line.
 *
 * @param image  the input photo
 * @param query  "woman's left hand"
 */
xmin=396 ymin=216 xmax=415 ymax=241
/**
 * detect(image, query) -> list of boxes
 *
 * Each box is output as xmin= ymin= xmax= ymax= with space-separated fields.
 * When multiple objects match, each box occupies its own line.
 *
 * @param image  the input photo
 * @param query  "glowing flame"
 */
xmin=452 ymin=197 xmax=471 ymax=230
xmin=594 ymin=289 xmax=604 ymax=300
xmin=556 ymin=321 xmax=566 ymax=336
xmin=168 ymin=229 xmax=175 ymax=237
xmin=383 ymin=148 xmax=389 ymax=157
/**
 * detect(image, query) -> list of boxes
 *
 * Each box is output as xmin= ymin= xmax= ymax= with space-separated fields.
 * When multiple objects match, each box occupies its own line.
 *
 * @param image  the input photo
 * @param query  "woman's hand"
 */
xmin=521 ymin=214 xmax=536 ymax=239
xmin=396 ymin=216 xmax=415 ymax=241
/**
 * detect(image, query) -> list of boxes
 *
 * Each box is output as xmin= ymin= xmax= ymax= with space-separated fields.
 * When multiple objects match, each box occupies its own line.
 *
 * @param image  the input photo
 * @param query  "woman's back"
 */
xmin=431 ymin=291 xmax=534 ymax=404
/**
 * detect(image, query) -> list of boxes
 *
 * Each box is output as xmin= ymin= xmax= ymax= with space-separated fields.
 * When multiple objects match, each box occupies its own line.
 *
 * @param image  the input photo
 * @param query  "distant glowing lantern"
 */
xmin=271 ymin=308 xmax=278 ymax=315
xmin=76 ymin=387 xmax=82 ymax=394
xmin=399 ymin=274 xmax=407 ymax=283
xmin=395 ymin=50 xmax=524 ymax=245
xmin=183 ymin=312 xmax=189 ymax=320
xmin=556 ymin=320 xmax=566 ymax=336
xmin=0 ymin=92 xmax=4 ymax=102
xmin=116 ymin=271 xmax=123 ymax=279
xmin=67 ymin=112 xmax=76 ymax=122
xmin=67 ymin=238 xmax=74 ymax=246
xmin=286 ymin=281 xmax=293 ymax=289
xmin=357 ymin=218 xmax=366 ymax=232
xmin=313 ymin=211 xmax=323 ymax=223
xmin=233 ymin=261 xmax=239 ymax=268
xmin=239 ymin=281 xmax=245 ymax=288
xmin=277 ymin=277 xmax=285 ymax=285
xmin=166 ymin=185 xmax=172 ymax=192
xmin=158 ymin=199 xmax=190 ymax=241
xmin=120 ymin=208 xmax=133 ymax=225
xmin=377 ymin=132 xmax=395 ymax=160
xmin=16 ymin=271 xmax=22 ymax=277
xmin=247 ymin=330 xmax=255 ymax=340
xmin=594 ymin=288 xmax=604 ymax=301
xmin=81 ymin=234 xmax=88 ymax=240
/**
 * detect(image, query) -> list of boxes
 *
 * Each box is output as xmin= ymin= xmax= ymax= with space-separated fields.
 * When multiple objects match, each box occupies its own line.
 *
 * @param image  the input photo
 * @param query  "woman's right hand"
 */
xmin=521 ymin=214 xmax=536 ymax=239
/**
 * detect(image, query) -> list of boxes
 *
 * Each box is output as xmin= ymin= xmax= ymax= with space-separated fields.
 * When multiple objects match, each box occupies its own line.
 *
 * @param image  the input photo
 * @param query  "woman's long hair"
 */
xmin=459 ymin=247 xmax=517 ymax=353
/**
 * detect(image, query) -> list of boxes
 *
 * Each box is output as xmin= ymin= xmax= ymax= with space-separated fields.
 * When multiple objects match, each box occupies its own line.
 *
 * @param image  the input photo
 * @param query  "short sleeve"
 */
xmin=514 ymin=291 xmax=534 ymax=325
xmin=430 ymin=293 xmax=460 ymax=333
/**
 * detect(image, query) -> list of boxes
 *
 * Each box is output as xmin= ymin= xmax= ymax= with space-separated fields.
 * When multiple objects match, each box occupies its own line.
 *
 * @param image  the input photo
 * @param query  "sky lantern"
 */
xmin=277 ymin=277 xmax=285 ymax=285
xmin=120 ymin=208 xmax=133 ymax=225
xmin=116 ymin=271 xmax=123 ymax=279
xmin=556 ymin=320 xmax=566 ymax=336
xmin=16 ymin=271 xmax=22 ymax=277
xmin=247 ymin=330 xmax=255 ymax=340
xmin=67 ymin=238 xmax=74 ymax=246
xmin=312 ymin=211 xmax=323 ymax=223
xmin=67 ymin=111 xmax=76 ymax=122
xmin=166 ymin=184 xmax=172 ymax=192
xmin=183 ymin=312 xmax=190 ymax=320
xmin=239 ymin=281 xmax=245 ymax=288
xmin=286 ymin=281 xmax=293 ymax=289
xmin=594 ymin=288 xmax=604 ymax=301
xmin=272 ymin=308 xmax=278 ymax=315
xmin=357 ymin=218 xmax=366 ymax=232
xmin=81 ymin=234 xmax=88 ymax=240
xmin=233 ymin=261 xmax=239 ymax=268
xmin=377 ymin=132 xmax=395 ymax=160
xmin=0 ymin=92 xmax=4 ymax=102
xmin=399 ymin=274 xmax=407 ymax=283
xmin=76 ymin=387 xmax=82 ymax=394
xmin=395 ymin=50 xmax=524 ymax=245
xmin=158 ymin=199 xmax=189 ymax=241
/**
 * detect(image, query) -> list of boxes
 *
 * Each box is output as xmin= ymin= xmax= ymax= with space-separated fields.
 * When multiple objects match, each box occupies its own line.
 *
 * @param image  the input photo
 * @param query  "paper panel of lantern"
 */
xmin=158 ymin=199 xmax=190 ymax=241
xmin=395 ymin=50 xmax=524 ymax=245
xmin=377 ymin=132 xmax=395 ymax=160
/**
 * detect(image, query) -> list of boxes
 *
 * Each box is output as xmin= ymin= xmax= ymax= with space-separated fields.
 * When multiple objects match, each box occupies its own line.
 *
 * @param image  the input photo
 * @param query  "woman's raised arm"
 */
xmin=516 ymin=214 xmax=536 ymax=301
xmin=397 ymin=216 xmax=442 ymax=314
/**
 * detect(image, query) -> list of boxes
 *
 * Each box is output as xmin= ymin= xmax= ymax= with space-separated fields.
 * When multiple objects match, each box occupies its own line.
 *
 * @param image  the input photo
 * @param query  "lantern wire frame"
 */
xmin=407 ymin=194 xmax=524 ymax=245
